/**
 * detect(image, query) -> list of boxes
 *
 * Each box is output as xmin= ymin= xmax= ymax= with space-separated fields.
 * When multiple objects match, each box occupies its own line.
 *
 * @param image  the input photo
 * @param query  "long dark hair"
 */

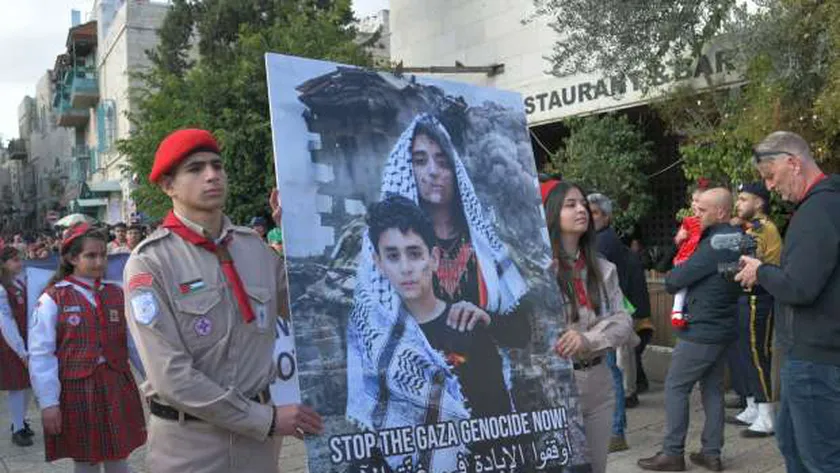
xmin=543 ymin=181 xmax=604 ymax=323
xmin=411 ymin=117 xmax=468 ymax=236
xmin=0 ymin=246 xmax=21 ymax=288
xmin=48 ymin=228 xmax=108 ymax=287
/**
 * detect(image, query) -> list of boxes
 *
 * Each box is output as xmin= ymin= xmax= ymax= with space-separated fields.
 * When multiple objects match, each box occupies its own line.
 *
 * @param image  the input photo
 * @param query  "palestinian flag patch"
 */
xmin=179 ymin=279 xmax=206 ymax=295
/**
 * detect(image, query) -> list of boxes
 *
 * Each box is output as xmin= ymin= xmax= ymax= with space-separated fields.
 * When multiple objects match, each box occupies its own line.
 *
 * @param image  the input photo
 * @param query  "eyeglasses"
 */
xmin=752 ymin=150 xmax=796 ymax=163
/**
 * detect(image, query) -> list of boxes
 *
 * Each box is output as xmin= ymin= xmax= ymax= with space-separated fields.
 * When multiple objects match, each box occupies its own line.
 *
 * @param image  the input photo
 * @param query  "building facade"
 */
xmin=390 ymin=0 xmax=742 ymax=126
xmin=357 ymin=9 xmax=391 ymax=68
xmin=89 ymin=0 xmax=168 ymax=223
xmin=14 ymin=69 xmax=75 ymax=230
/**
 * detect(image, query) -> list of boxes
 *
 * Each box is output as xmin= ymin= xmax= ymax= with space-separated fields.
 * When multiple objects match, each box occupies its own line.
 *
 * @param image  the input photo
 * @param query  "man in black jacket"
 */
xmin=589 ymin=193 xmax=651 ymax=453
xmin=735 ymin=131 xmax=840 ymax=473
xmin=590 ymin=197 xmax=653 ymax=392
xmin=639 ymin=188 xmax=741 ymax=472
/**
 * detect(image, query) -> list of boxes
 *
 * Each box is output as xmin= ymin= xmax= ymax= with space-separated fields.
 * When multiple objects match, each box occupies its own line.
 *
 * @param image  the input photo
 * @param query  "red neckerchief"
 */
xmin=65 ymin=276 xmax=109 ymax=344
xmin=562 ymin=252 xmax=592 ymax=309
xmin=162 ymin=211 xmax=255 ymax=323
xmin=803 ymin=173 xmax=827 ymax=198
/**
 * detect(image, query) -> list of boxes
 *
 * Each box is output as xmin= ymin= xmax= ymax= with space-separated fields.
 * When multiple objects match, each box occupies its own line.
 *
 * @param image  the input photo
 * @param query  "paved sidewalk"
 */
xmin=0 ymin=383 xmax=784 ymax=472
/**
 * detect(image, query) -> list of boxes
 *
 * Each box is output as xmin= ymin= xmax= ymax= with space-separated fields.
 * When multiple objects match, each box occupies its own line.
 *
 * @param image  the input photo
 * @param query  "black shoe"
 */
xmin=689 ymin=452 xmax=723 ymax=471
xmin=741 ymin=429 xmax=773 ymax=438
xmin=626 ymin=393 xmax=640 ymax=408
xmin=11 ymin=429 xmax=33 ymax=447
xmin=638 ymin=452 xmax=687 ymax=471
xmin=22 ymin=421 xmax=34 ymax=438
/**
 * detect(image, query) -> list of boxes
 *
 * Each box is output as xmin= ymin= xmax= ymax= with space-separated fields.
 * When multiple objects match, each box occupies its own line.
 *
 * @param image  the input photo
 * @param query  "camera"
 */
xmin=713 ymin=233 xmax=757 ymax=281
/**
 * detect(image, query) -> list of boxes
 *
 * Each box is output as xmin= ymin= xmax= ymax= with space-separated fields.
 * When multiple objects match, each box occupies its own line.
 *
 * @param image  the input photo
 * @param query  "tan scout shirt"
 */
xmin=124 ymin=212 xmax=284 ymax=441
xmin=566 ymin=258 xmax=635 ymax=360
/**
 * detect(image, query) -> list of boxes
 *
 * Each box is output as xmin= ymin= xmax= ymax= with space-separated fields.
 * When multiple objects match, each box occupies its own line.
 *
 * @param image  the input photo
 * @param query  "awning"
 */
xmin=88 ymin=180 xmax=122 ymax=193
xmin=77 ymin=198 xmax=108 ymax=207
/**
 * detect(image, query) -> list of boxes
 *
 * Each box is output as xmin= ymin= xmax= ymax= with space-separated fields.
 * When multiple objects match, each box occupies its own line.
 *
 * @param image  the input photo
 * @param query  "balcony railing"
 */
xmin=55 ymin=97 xmax=90 ymax=128
xmin=68 ymin=66 xmax=99 ymax=109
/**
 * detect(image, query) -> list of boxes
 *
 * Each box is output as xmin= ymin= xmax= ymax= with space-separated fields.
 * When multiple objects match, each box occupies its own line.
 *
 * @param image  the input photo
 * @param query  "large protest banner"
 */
xmin=266 ymin=54 xmax=591 ymax=473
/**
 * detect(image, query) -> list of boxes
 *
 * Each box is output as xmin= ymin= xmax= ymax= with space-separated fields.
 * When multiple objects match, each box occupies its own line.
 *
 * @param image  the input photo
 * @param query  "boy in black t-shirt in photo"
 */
xmin=367 ymin=194 xmax=513 ymax=420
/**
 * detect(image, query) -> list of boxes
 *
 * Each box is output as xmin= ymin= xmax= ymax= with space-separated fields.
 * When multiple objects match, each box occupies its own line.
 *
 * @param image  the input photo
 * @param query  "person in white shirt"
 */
xmin=0 ymin=245 xmax=34 ymax=446
xmin=29 ymin=223 xmax=145 ymax=473
xmin=108 ymin=223 xmax=131 ymax=255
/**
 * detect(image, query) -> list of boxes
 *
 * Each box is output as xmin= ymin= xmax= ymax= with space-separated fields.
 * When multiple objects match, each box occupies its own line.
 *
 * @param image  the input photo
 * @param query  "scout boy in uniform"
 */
xmin=123 ymin=128 xmax=323 ymax=473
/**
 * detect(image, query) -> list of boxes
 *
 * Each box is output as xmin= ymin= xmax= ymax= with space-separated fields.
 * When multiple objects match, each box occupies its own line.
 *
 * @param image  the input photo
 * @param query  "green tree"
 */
xmin=536 ymin=0 xmax=840 ymax=186
xmin=546 ymin=114 xmax=655 ymax=236
xmin=532 ymin=0 xmax=743 ymax=84
xmin=119 ymin=0 xmax=372 ymax=222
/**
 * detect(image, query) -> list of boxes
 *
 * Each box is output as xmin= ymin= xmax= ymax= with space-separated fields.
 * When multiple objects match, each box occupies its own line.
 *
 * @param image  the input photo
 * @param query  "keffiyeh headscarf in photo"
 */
xmin=346 ymin=114 xmax=528 ymax=471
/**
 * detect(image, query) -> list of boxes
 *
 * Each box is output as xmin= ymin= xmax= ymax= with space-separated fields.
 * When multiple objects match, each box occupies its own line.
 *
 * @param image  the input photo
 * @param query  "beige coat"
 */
xmin=566 ymin=258 xmax=635 ymax=473
xmin=124 ymin=212 xmax=285 ymax=473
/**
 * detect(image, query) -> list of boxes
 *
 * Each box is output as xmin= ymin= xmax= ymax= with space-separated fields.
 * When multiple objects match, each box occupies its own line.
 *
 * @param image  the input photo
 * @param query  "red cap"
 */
xmin=62 ymin=222 xmax=91 ymax=253
xmin=149 ymin=129 xmax=220 ymax=184
xmin=540 ymin=179 xmax=561 ymax=204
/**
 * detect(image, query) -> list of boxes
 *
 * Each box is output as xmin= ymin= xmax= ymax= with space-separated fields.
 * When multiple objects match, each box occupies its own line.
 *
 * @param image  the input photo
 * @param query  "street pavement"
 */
xmin=0 ymin=383 xmax=784 ymax=472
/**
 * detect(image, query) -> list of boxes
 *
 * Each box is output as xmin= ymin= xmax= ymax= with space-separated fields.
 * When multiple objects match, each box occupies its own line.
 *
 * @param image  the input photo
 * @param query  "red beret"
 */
xmin=540 ymin=179 xmax=561 ymax=204
xmin=62 ymin=222 xmax=91 ymax=253
xmin=149 ymin=129 xmax=220 ymax=184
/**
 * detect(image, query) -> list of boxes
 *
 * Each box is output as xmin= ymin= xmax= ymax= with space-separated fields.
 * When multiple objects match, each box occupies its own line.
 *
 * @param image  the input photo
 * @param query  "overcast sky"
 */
xmin=0 ymin=0 xmax=389 ymax=143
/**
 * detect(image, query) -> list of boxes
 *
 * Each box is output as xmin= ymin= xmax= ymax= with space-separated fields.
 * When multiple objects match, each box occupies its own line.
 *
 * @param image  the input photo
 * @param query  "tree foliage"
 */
xmin=532 ymin=0 xmax=743 ymax=82
xmin=119 ymin=0 xmax=372 ymax=222
xmin=537 ymin=0 xmax=840 ymax=191
xmin=546 ymin=115 xmax=655 ymax=236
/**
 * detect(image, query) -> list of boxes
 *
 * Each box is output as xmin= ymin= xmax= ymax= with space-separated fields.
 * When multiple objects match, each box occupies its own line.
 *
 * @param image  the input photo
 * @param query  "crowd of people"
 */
xmin=0 ymin=126 xmax=836 ymax=473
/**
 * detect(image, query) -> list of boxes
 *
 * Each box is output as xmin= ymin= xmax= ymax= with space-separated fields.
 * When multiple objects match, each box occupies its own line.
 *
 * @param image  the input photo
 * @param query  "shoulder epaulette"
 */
xmin=133 ymin=227 xmax=172 ymax=254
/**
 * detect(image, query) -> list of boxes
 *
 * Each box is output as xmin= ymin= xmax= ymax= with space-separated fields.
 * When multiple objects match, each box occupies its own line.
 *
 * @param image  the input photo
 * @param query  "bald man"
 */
xmin=639 ymin=188 xmax=742 ymax=472
xmin=736 ymin=131 xmax=840 ymax=473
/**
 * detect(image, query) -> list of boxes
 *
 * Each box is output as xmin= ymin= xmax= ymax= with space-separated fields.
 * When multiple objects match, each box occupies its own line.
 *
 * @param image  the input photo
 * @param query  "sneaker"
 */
xmin=11 ymin=429 xmax=33 ymax=447
xmin=609 ymin=435 xmax=629 ymax=453
xmin=626 ymin=393 xmax=640 ymax=408
xmin=22 ymin=421 xmax=34 ymax=438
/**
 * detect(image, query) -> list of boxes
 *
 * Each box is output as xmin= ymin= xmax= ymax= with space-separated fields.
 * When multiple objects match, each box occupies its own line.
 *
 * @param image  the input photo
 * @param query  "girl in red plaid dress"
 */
xmin=0 ymin=245 xmax=35 ymax=447
xmin=28 ymin=224 xmax=146 ymax=473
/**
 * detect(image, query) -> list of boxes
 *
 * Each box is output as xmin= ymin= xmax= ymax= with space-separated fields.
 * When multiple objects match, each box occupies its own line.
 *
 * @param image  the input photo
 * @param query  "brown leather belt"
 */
xmin=573 ymin=356 xmax=603 ymax=371
xmin=150 ymin=390 xmax=271 ymax=422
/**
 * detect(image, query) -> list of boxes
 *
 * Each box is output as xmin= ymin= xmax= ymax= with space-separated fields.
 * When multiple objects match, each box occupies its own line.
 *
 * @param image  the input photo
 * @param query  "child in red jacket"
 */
xmin=671 ymin=181 xmax=709 ymax=329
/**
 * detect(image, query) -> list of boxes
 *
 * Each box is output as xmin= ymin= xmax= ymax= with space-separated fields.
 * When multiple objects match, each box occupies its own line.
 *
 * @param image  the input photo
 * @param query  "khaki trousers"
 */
xmin=147 ymin=415 xmax=277 ymax=473
xmin=574 ymin=362 xmax=615 ymax=473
